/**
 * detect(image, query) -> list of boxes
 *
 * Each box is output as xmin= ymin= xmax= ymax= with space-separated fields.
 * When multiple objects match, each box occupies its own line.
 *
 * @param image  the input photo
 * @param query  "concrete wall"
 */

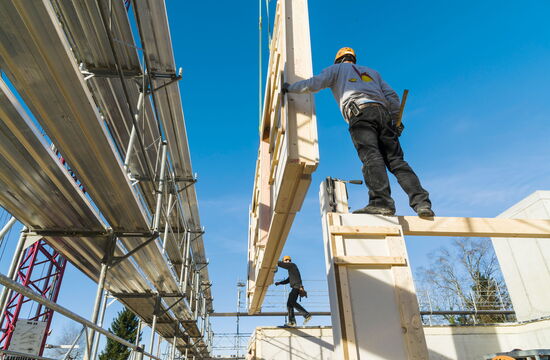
xmin=425 ymin=319 xmax=550 ymax=359
xmin=491 ymin=191 xmax=550 ymax=321
xmin=248 ymin=320 xmax=550 ymax=359
xmin=247 ymin=326 xmax=334 ymax=360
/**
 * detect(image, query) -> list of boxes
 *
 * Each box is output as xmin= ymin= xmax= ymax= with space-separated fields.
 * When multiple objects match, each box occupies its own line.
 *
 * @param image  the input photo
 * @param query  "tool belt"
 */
xmin=344 ymin=98 xmax=384 ymax=121
xmin=298 ymin=286 xmax=308 ymax=300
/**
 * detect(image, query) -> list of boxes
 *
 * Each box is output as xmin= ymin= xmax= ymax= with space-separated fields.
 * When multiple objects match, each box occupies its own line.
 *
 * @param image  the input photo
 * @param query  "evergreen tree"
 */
xmin=99 ymin=307 xmax=140 ymax=360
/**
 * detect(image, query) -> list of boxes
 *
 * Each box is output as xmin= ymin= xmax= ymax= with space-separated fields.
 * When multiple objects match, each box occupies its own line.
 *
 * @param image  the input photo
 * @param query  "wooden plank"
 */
xmin=387 ymin=236 xmax=429 ymax=359
xmin=330 ymin=213 xmax=357 ymax=360
xmin=334 ymin=256 xmax=407 ymax=267
xmin=330 ymin=225 xmax=401 ymax=236
xmin=398 ymin=216 xmax=550 ymax=238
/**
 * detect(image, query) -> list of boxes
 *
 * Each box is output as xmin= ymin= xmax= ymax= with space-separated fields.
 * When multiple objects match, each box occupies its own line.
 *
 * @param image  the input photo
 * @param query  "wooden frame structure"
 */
xmin=320 ymin=178 xmax=550 ymax=360
xmin=247 ymin=0 xmax=319 ymax=313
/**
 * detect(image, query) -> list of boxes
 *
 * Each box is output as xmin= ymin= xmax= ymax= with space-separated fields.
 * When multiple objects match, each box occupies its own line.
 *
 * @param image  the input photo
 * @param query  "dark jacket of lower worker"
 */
xmin=277 ymin=261 xmax=303 ymax=289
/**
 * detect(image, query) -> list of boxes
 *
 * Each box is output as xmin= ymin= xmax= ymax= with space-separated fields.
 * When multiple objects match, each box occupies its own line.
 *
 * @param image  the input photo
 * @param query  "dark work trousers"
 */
xmin=287 ymin=287 xmax=308 ymax=323
xmin=348 ymin=103 xmax=431 ymax=211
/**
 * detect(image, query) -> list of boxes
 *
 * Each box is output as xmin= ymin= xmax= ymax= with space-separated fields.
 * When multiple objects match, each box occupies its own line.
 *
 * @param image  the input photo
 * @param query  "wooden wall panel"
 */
xmin=247 ymin=0 xmax=319 ymax=313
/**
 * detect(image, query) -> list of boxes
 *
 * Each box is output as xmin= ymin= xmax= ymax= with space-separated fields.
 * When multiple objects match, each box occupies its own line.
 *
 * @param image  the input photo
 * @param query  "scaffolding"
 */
xmin=0 ymin=0 xmax=212 ymax=358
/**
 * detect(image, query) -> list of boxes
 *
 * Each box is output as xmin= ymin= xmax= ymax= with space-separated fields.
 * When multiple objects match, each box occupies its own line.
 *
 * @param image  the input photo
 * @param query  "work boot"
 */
xmin=352 ymin=205 xmax=395 ymax=216
xmin=416 ymin=206 xmax=435 ymax=218
xmin=303 ymin=313 xmax=312 ymax=325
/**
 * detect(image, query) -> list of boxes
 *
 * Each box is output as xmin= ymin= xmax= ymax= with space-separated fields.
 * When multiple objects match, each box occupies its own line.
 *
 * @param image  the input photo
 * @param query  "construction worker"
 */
xmin=274 ymin=255 xmax=312 ymax=327
xmin=283 ymin=47 xmax=434 ymax=217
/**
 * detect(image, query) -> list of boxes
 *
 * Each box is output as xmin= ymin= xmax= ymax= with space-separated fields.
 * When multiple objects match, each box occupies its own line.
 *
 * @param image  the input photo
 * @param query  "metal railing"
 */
xmin=416 ymin=287 xmax=516 ymax=325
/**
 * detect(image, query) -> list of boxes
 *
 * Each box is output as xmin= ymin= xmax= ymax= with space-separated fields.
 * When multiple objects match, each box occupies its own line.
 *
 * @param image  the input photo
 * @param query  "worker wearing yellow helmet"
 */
xmin=274 ymin=255 xmax=311 ymax=327
xmin=283 ymin=47 xmax=434 ymax=217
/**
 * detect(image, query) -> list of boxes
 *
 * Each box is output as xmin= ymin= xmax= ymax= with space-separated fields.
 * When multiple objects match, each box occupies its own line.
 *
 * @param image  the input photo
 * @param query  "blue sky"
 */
xmin=1 ymin=0 xmax=550 ymax=355
xmin=171 ymin=0 xmax=550 ymax=337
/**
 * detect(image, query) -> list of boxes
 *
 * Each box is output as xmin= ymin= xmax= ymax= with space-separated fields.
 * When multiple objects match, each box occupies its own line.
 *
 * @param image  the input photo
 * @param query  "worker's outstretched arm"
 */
xmin=286 ymin=65 xmax=337 ymax=94
xmin=275 ymin=278 xmax=290 ymax=286
xmin=379 ymin=75 xmax=401 ymax=122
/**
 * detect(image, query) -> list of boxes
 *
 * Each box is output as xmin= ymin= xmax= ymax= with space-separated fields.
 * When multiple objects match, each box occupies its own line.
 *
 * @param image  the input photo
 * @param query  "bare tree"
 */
xmin=44 ymin=323 xmax=85 ymax=360
xmin=417 ymin=237 xmax=515 ymax=324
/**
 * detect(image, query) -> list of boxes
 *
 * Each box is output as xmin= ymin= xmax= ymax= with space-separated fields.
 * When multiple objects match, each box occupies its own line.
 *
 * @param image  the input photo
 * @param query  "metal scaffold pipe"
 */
xmin=0 ymin=216 xmax=17 ymax=241
xmin=90 ymin=290 xmax=109 ymax=360
xmin=149 ymin=313 xmax=157 ymax=355
xmin=96 ymin=0 xmax=157 ymax=185
xmin=124 ymin=91 xmax=144 ymax=170
xmin=0 ymin=273 xmax=160 ymax=360
xmin=124 ymin=125 xmax=137 ymax=170
xmin=162 ymin=193 xmax=174 ymax=254
xmin=85 ymin=263 xmax=109 ymax=360
xmin=169 ymin=334 xmax=177 ymax=360
xmin=153 ymin=142 xmax=168 ymax=231
xmin=181 ymin=231 xmax=192 ymax=292
xmin=0 ymin=227 xmax=27 ymax=326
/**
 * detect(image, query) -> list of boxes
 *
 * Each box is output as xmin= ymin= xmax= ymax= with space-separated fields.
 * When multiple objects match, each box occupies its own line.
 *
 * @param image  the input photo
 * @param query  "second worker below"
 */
xmin=275 ymin=255 xmax=312 ymax=327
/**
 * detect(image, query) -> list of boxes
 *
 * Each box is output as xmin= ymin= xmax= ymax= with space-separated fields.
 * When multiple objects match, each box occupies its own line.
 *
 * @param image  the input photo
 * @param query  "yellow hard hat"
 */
xmin=283 ymin=255 xmax=292 ymax=262
xmin=334 ymin=47 xmax=356 ymax=64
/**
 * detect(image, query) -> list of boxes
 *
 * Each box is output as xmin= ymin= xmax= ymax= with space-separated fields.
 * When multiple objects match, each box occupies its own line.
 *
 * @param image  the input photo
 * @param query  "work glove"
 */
xmin=275 ymin=281 xmax=281 ymax=286
xmin=395 ymin=122 xmax=405 ymax=137
xmin=282 ymin=82 xmax=290 ymax=94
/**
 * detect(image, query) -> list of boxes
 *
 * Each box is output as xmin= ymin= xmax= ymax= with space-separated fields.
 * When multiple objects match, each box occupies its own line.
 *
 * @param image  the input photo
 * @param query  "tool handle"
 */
xmin=395 ymin=89 xmax=409 ymax=127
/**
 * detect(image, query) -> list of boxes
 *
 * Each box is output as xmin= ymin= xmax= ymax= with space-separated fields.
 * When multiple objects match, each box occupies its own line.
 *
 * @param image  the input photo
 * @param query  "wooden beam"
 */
xmin=331 ymin=225 xmax=401 ymax=237
xmin=247 ymin=0 xmax=318 ymax=314
xmin=397 ymin=216 xmax=550 ymax=238
xmin=333 ymin=256 xmax=407 ymax=267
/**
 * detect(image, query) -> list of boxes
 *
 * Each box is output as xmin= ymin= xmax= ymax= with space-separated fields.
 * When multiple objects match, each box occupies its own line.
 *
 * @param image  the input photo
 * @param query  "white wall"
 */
xmin=425 ymin=319 xmax=550 ymax=359
xmin=248 ymin=320 xmax=550 ymax=360
xmin=491 ymin=191 xmax=550 ymax=321
xmin=247 ymin=326 xmax=333 ymax=360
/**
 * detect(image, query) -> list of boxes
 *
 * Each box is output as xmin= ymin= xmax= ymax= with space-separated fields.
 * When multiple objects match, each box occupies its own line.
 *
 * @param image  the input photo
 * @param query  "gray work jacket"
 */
xmin=286 ymin=63 xmax=401 ymax=122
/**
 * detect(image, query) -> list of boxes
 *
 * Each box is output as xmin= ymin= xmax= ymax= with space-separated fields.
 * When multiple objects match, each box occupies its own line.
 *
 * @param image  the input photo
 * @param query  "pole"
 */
xmin=162 ymin=193 xmax=174 ymax=254
xmin=153 ymin=142 xmax=168 ymax=231
xmin=169 ymin=334 xmax=177 ymax=360
xmin=0 ymin=227 xmax=27 ymax=326
xmin=181 ymin=232 xmax=191 ymax=292
xmin=188 ymin=270 xmax=196 ymax=311
xmin=129 ymin=319 xmax=142 ymax=360
xmin=62 ymin=326 xmax=86 ymax=360
xmin=236 ymin=285 xmax=241 ymax=357
xmin=0 ymin=273 xmax=160 ymax=360
xmin=135 ymin=344 xmax=145 ymax=360
xmin=124 ymin=125 xmax=137 ymax=170
xmin=84 ymin=263 xmax=108 ymax=360
xmin=155 ymin=335 xmax=161 ymax=358
xmin=193 ymin=273 xmax=200 ymax=319
xmin=0 ymin=217 xmax=17 ymax=241
xmin=90 ymin=290 xmax=109 ymax=360
xmin=149 ymin=296 xmax=159 ymax=356
xmin=148 ymin=315 xmax=157 ymax=355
